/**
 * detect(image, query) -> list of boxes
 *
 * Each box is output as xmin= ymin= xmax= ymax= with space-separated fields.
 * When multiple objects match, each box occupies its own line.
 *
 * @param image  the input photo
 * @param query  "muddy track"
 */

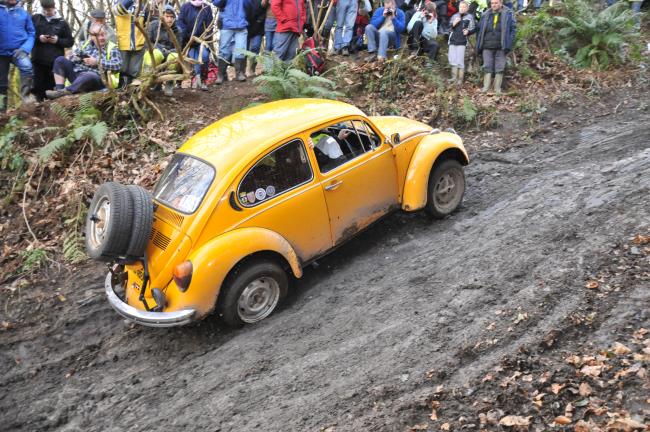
xmin=1 ymin=99 xmax=649 ymax=432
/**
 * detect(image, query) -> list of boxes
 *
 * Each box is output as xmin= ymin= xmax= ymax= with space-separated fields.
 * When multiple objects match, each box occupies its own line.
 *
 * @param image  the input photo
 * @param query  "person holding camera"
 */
xmin=46 ymin=23 xmax=122 ymax=99
xmin=474 ymin=0 xmax=515 ymax=94
xmin=30 ymin=0 xmax=74 ymax=101
xmin=447 ymin=0 xmax=474 ymax=85
xmin=0 ymin=0 xmax=36 ymax=111
xmin=406 ymin=2 xmax=439 ymax=61
xmin=364 ymin=0 xmax=406 ymax=63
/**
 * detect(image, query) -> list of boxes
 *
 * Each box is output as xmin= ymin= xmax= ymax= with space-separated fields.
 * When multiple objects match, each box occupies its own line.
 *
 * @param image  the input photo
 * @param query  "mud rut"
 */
xmin=1 ymin=106 xmax=649 ymax=432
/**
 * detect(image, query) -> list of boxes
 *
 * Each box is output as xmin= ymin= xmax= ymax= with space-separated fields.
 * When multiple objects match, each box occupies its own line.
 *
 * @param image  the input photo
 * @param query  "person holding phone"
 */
xmin=447 ymin=0 xmax=474 ymax=85
xmin=31 ymin=0 xmax=73 ymax=100
xmin=364 ymin=0 xmax=406 ymax=63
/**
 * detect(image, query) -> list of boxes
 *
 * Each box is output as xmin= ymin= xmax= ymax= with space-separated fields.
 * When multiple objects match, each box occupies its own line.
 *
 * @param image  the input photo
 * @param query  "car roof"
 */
xmin=179 ymin=98 xmax=366 ymax=177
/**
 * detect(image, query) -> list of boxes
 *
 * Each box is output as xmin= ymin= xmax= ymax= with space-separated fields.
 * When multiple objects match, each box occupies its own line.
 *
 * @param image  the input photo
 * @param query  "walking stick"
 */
xmin=307 ymin=0 xmax=319 ymax=42
xmin=317 ymin=0 xmax=335 ymax=45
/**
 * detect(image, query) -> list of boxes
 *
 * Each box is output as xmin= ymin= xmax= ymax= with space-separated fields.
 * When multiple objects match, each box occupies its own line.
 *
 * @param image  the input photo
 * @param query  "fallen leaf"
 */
xmin=551 ymin=383 xmax=565 ymax=394
xmin=612 ymin=342 xmax=631 ymax=355
xmin=410 ymin=424 xmax=428 ymax=431
xmin=554 ymin=416 xmax=572 ymax=425
xmin=499 ymin=415 xmax=530 ymax=427
xmin=57 ymin=294 xmax=66 ymax=302
xmin=605 ymin=417 xmax=646 ymax=431
xmin=574 ymin=419 xmax=591 ymax=432
xmin=514 ymin=313 xmax=528 ymax=324
xmin=580 ymin=365 xmax=603 ymax=377
xmin=585 ymin=281 xmax=599 ymax=289
xmin=440 ymin=423 xmax=450 ymax=431
xmin=579 ymin=382 xmax=592 ymax=397
xmin=430 ymin=400 xmax=440 ymax=421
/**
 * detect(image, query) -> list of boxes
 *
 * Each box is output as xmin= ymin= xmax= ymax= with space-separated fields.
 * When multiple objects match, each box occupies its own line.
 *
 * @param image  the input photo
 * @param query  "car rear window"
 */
xmin=153 ymin=154 xmax=215 ymax=214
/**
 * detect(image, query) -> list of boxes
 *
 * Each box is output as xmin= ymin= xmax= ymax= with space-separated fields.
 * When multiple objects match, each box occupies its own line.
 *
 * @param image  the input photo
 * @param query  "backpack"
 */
xmin=302 ymin=37 xmax=325 ymax=76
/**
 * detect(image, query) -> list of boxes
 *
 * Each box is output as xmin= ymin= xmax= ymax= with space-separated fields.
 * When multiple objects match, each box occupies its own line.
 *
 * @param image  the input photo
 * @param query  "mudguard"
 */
xmin=401 ymin=132 xmax=469 ymax=212
xmin=170 ymin=227 xmax=303 ymax=317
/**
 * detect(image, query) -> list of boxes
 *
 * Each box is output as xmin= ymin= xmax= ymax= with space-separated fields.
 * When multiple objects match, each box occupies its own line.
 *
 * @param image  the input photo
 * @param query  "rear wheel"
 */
xmin=218 ymin=260 xmax=288 ymax=327
xmin=85 ymin=182 xmax=134 ymax=261
xmin=425 ymin=159 xmax=466 ymax=219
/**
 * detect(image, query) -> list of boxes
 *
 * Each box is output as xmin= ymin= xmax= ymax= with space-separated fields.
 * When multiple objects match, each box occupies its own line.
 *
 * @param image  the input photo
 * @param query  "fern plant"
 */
xmin=38 ymin=94 xmax=109 ymax=162
xmin=62 ymin=199 xmax=88 ymax=264
xmin=550 ymin=0 xmax=638 ymax=70
xmin=0 ymin=116 xmax=26 ymax=172
xmin=252 ymin=51 xmax=343 ymax=100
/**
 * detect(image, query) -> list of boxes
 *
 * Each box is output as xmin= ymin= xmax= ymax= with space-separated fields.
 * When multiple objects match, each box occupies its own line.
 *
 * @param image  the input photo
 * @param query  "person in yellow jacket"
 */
xmin=113 ymin=0 xmax=146 ymax=86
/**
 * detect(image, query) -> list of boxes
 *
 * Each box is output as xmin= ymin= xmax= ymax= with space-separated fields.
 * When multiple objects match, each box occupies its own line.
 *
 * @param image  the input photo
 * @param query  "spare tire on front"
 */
xmin=85 ymin=182 xmax=134 ymax=261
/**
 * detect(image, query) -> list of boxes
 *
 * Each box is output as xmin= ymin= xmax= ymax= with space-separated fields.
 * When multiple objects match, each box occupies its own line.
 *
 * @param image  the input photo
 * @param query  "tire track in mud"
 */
xmin=1 ymin=112 xmax=649 ymax=432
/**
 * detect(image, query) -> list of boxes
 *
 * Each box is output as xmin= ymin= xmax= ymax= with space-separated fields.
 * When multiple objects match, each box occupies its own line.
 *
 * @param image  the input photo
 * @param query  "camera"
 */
xmin=386 ymin=8 xmax=393 ymax=15
xmin=424 ymin=13 xmax=432 ymax=19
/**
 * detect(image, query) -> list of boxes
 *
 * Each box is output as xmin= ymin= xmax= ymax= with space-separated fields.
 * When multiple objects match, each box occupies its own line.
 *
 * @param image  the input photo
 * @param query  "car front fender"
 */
xmin=170 ymin=227 xmax=303 ymax=318
xmin=401 ymin=132 xmax=469 ymax=212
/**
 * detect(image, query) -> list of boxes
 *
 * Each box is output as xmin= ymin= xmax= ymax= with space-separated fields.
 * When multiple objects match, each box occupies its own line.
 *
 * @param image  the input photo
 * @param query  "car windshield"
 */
xmin=153 ymin=154 xmax=215 ymax=214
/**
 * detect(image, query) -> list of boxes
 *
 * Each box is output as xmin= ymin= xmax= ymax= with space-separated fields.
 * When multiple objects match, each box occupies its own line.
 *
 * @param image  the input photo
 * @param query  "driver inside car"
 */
xmin=311 ymin=128 xmax=354 ymax=171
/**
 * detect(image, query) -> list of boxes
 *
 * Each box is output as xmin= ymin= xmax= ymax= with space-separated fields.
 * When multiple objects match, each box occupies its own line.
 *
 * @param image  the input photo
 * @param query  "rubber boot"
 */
xmin=216 ymin=59 xmax=228 ymax=85
xmin=481 ymin=73 xmax=492 ymax=93
xmin=493 ymin=73 xmax=504 ymax=95
xmin=0 ymin=88 xmax=7 ymax=112
xmin=246 ymin=58 xmax=257 ymax=77
xmin=448 ymin=67 xmax=457 ymax=83
xmin=163 ymin=81 xmax=174 ymax=96
xmin=456 ymin=68 xmax=465 ymax=87
xmin=20 ymin=76 xmax=37 ymax=104
xmin=235 ymin=58 xmax=247 ymax=82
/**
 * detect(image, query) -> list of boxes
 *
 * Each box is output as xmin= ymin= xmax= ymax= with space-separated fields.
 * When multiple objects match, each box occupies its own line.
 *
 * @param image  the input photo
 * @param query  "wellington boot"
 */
xmin=481 ymin=73 xmax=492 ymax=93
xmin=246 ymin=58 xmax=257 ymax=77
xmin=216 ymin=59 xmax=228 ymax=85
xmin=493 ymin=73 xmax=504 ymax=95
xmin=193 ymin=75 xmax=208 ymax=91
xmin=163 ymin=81 xmax=174 ymax=96
xmin=448 ymin=67 xmax=457 ymax=83
xmin=0 ymin=88 xmax=7 ymax=112
xmin=20 ymin=76 xmax=36 ymax=104
xmin=456 ymin=69 xmax=465 ymax=87
xmin=235 ymin=58 xmax=246 ymax=82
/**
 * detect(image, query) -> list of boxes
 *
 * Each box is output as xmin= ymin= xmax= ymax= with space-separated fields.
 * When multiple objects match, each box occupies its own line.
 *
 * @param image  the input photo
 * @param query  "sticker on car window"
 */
xmin=239 ymin=191 xmax=248 ymax=204
xmin=255 ymin=188 xmax=266 ymax=201
xmin=266 ymin=185 xmax=276 ymax=197
xmin=246 ymin=191 xmax=256 ymax=204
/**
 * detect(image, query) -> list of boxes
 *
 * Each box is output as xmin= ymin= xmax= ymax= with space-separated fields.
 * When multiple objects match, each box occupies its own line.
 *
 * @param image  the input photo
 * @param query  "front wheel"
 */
xmin=218 ymin=260 xmax=288 ymax=327
xmin=425 ymin=159 xmax=466 ymax=219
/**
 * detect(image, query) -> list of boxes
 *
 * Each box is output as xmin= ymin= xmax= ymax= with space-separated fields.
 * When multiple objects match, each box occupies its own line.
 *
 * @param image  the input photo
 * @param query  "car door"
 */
xmin=309 ymin=118 xmax=399 ymax=245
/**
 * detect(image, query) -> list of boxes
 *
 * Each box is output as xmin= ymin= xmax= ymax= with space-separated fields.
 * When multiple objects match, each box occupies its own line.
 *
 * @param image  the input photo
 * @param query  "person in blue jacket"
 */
xmin=177 ymin=0 xmax=213 ymax=90
xmin=364 ymin=0 xmax=405 ymax=63
xmin=473 ymin=0 xmax=515 ymax=94
xmin=0 ymin=0 xmax=36 ymax=111
xmin=213 ymin=0 xmax=252 ymax=83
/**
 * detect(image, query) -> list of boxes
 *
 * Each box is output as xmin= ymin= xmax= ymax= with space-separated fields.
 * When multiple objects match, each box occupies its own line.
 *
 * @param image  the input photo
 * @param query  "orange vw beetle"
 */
xmin=85 ymin=99 xmax=469 ymax=327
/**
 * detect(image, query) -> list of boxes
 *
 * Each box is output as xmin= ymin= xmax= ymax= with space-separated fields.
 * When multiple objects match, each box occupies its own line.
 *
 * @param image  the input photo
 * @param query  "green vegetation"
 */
xmin=19 ymin=247 xmax=49 ymax=273
xmin=0 ymin=116 xmax=26 ymax=173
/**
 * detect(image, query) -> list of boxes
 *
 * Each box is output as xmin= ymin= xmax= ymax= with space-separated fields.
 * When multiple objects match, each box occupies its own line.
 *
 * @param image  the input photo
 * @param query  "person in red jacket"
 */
xmin=271 ymin=0 xmax=306 ymax=61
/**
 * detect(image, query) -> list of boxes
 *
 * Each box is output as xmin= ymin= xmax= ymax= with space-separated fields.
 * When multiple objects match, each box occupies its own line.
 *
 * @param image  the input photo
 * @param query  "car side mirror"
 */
xmin=390 ymin=133 xmax=401 ymax=146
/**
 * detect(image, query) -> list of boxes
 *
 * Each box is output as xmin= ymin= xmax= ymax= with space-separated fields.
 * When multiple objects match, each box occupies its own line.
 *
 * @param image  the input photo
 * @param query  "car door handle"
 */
xmin=324 ymin=180 xmax=343 ymax=191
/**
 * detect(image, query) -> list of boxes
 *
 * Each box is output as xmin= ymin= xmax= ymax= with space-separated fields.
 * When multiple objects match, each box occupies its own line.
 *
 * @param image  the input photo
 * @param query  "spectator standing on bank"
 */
xmin=406 ymin=2 xmax=439 ymax=62
xmin=30 ymin=0 xmax=73 ymax=100
xmin=364 ymin=0 xmax=406 ymax=63
xmin=474 ymin=0 xmax=515 ymax=94
xmin=0 ymin=0 xmax=36 ymax=111
xmin=178 ymin=0 xmax=213 ymax=89
xmin=46 ymin=23 xmax=122 ymax=99
xmin=333 ymin=0 xmax=359 ymax=55
xmin=263 ymin=0 xmax=277 ymax=52
xmin=145 ymin=4 xmax=182 ymax=95
xmin=77 ymin=9 xmax=116 ymax=45
xmin=247 ymin=0 xmax=265 ymax=76
xmin=213 ymin=0 xmax=252 ymax=82
xmin=448 ymin=0 xmax=474 ymax=85
xmin=113 ymin=0 xmax=147 ymax=86
xmin=271 ymin=0 xmax=307 ymax=61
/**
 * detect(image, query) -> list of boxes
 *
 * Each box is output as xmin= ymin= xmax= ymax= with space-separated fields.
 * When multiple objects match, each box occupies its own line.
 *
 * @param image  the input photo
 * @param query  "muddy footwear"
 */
xmin=481 ymin=73 xmax=492 ymax=93
xmin=20 ymin=76 xmax=36 ymax=104
xmin=45 ymin=88 xmax=71 ymax=100
xmin=196 ymin=75 xmax=208 ymax=91
xmin=364 ymin=52 xmax=377 ymax=63
xmin=448 ymin=67 xmax=458 ymax=83
xmin=235 ymin=58 xmax=247 ymax=82
xmin=0 ymin=88 xmax=6 ymax=112
xmin=493 ymin=73 xmax=504 ymax=95
xmin=163 ymin=81 xmax=174 ymax=96
xmin=342 ymin=47 xmax=350 ymax=56
xmin=456 ymin=68 xmax=465 ymax=87
xmin=216 ymin=59 xmax=228 ymax=85
xmin=246 ymin=58 xmax=257 ymax=77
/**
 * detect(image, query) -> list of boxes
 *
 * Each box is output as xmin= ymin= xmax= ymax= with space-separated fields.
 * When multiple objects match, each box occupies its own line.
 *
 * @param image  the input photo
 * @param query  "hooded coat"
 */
xmin=271 ymin=0 xmax=306 ymax=34
xmin=0 ymin=1 xmax=35 ymax=56
xmin=31 ymin=12 xmax=74 ymax=66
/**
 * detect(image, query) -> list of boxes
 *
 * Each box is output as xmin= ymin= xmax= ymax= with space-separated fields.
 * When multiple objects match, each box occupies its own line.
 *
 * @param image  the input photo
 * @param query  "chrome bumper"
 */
xmin=104 ymin=272 xmax=195 ymax=327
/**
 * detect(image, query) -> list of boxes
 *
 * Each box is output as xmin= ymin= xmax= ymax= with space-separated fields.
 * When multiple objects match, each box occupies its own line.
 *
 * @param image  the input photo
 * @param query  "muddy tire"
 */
xmin=218 ymin=260 xmax=288 ymax=328
xmin=425 ymin=159 xmax=466 ymax=219
xmin=125 ymin=185 xmax=154 ymax=259
xmin=85 ymin=182 xmax=134 ymax=261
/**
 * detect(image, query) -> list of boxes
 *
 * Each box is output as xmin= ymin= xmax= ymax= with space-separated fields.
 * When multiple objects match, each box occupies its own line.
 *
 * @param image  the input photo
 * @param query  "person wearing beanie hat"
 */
xmin=30 ymin=0 xmax=74 ymax=100
xmin=144 ymin=4 xmax=182 ymax=95
xmin=77 ymin=9 xmax=117 ymax=45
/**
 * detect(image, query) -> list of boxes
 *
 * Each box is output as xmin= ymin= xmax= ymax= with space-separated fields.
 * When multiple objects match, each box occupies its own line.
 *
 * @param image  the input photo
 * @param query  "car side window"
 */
xmin=310 ymin=120 xmax=370 ymax=173
xmin=238 ymin=139 xmax=312 ymax=207
xmin=352 ymin=120 xmax=381 ymax=149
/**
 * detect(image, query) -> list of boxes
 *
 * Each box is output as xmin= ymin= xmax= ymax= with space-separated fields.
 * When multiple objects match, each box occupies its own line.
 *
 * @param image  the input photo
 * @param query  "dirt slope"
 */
xmin=1 ymin=95 xmax=649 ymax=431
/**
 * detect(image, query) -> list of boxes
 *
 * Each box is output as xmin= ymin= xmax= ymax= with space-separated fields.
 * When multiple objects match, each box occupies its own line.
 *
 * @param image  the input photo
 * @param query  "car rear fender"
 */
xmin=184 ymin=228 xmax=302 ymax=317
xmin=401 ymin=132 xmax=469 ymax=212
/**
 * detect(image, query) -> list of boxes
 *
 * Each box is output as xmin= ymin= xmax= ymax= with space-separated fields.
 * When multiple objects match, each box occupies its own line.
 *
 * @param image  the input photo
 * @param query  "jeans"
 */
xmin=32 ymin=62 xmax=55 ymax=100
xmin=264 ymin=18 xmax=277 ymax=52
xmin=0 ymin=54 xmax=33 ymax=95
xmin=534 ymin=0 xmax=542 ymax=7
xmin=273 ymin=31 xmax=299 ymax=62
xmin=52 ymin=57 xmax=104 ymax=93
xmin=220 ymin=28 xmax=248 ymax=62
xmin=120 ymin=49 xmax=144 ymax=81
xmin=334 ymin=0 xmax=358 ymax=50
xmin=365 ymin=24 xmax=397 ymax=58
xmin=188 ymin=45 xmax=210 ymax=75
xmin=249 ymin=34 xmax=263 ymax=54
xmin=482 ymin=49 xmax=507 ymax=74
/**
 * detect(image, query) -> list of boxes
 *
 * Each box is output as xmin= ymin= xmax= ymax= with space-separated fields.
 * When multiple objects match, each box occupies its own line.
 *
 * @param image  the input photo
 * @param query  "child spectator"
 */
xmin=271 ymin=0 xmax=307 ymax=61
xmin=0 ymin=0 xmax=36 ymax=111
xmin=178 ymin=0 xmax=213 ymax=89
xmin=46 ymin=23 xmax=122 ymax=99
xmin=365 ymin=0 xmax=406 ymax=63
xmin=351 ymin=0 xmax=372 ymax=53
xmin=213 ymin=0 xmax=252 ymax=82
xmin=474 ymin=0 xmax=515 ymax=94
xmin=407 ymin=2 xmax=439 ymax=61
xmin=113 ymin=0 xmax=147 ymax=87
xmin=263 ymin=0 xmax=277 ymax=53
xmin=77 ymin=9 xmax=116 ymax=45
xmin=447 ymin=0 xmax=474 ymax=85
xmin=144 ymin=4 xmax=182 ymax=95
xmin=31 ymin=0 xmax=74 ymax=101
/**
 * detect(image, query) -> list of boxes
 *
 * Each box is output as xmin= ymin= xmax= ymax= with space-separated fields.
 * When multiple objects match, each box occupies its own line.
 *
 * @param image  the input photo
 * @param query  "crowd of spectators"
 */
xmin=0 ymin=0 xmax=645 ymax=111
